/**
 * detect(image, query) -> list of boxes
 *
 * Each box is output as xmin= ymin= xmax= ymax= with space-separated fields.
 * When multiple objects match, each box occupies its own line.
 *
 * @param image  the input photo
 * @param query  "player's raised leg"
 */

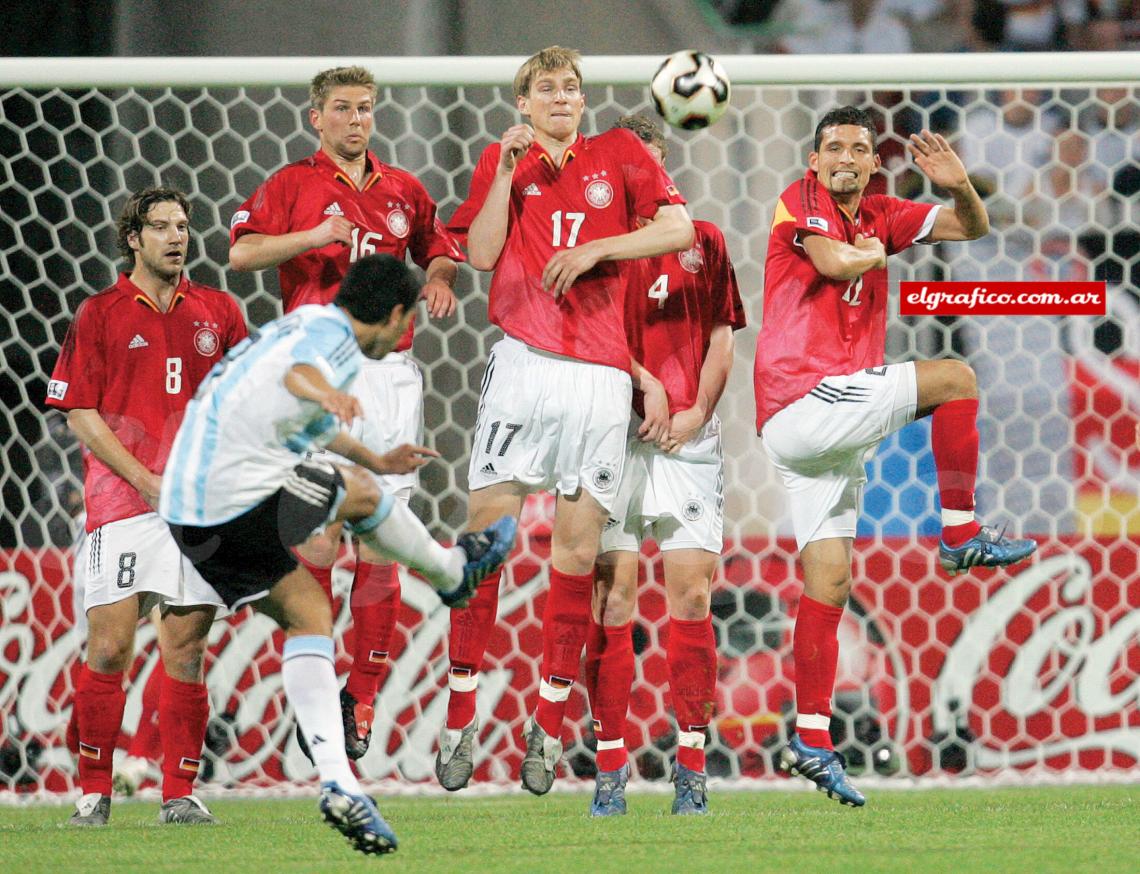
xmin=437 ymin=482 xmax=526 ymax=790
xmin=914 ymin=360 xmax=1037 ymax=574
xmin=779 ymin=537 xmax=865 ymax=807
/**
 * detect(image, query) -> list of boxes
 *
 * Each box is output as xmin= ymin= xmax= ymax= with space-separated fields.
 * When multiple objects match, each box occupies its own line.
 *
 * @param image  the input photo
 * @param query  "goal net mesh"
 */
xmin=2 ymin=67 xmax=1138 ymax=795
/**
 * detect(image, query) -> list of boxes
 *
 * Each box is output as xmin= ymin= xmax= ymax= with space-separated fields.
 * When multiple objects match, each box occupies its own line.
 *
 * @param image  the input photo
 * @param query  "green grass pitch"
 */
xmin=2 ymin=785 xmax=1137 ymax=873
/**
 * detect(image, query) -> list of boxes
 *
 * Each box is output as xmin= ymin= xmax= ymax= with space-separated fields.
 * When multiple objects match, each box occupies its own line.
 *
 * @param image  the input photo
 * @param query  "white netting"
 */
xmin=2 ymin=55 xmax=1138 ymax=796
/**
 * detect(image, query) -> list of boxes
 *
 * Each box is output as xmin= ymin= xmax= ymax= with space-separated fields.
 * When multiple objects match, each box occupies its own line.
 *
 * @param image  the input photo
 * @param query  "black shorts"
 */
xmin=168 ymin=460 xmax=344 ymax=609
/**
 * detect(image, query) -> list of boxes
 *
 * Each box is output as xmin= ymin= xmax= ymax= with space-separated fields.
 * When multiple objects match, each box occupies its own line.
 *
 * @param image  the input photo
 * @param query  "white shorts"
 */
xmin=601 ymin=414 xmax=725 ymax=554
xmin=347 ymin=352 xmax=424 ymax=496
xmin=84 ymin=512 xmax=225 ymax=613
xmin=761 ymin=363 xmax=917 ymax=550
xmin=467 ymin=337 xmax=631 ymax=511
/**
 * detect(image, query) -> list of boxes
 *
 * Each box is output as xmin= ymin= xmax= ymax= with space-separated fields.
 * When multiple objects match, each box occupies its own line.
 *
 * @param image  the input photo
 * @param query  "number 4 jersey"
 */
xmin=753 ymin=169 xmax=938 ymax=431
xmin=46 ymin=274 xmax=247 ymax=531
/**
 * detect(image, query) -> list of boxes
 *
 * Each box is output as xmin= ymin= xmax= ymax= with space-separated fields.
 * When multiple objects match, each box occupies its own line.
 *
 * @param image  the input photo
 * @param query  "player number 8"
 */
xmin=165 ymin=357 xmax=182 ymax=394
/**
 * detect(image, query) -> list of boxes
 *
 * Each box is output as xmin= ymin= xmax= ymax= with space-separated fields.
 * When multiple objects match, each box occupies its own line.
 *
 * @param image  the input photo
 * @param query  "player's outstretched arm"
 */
xmin=466 ymin=125 xmax=535 ymax=271
xmin=802 ymin=232 xmax=886 ymax=281
xmin=66 ymin=408 xmax=163 ymax=508
xmin=665 ymin=322 xmax=735 ymax=453
xmin=229 ymin=215 xmax=355 ymax=271
xmin=907 ymin=130 xmax=989 ymax=242
xmin=543 ymin=204 xmax=694 ymax=298
xmin=326 ymin=433 xmax=439 ymax=476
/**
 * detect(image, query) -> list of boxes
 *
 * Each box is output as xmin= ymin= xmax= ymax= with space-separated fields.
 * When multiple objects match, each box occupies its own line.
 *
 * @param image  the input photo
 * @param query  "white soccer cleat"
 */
xmin=112 ymin=755 xmax=150 ymax=797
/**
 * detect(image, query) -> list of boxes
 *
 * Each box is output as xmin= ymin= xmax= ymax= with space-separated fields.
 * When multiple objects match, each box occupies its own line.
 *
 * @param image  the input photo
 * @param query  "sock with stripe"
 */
xmin=667 ymin=615 xmax=717 ymax=772
xmin=584 ymin=617 xmax=633 ymax=772
xmin=792 ymin=595 xmax=844 ymax=750
xmin=932 ymin=398 xmax=982 ymax=546
xmin=75 ymin=664 xmax=125 ymax=796
xmin=344 ymin=561 xmax=401 ymax=705
xmin=534 ymin=568 xmax=593 ymax=738
xmin=158 ymin=673 xmax=210 ymax=801
xmin=446 ymin=569 xmax=502 ymax=729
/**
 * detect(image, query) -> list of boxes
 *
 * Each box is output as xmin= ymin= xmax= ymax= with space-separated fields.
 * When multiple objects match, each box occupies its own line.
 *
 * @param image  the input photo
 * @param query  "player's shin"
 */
xmin=446 ymin=570 xmax=501 ymax=729
xmin=345 ymin=561 xmax=400 ymax=705
xmin=667 ymin=615 xmax=716 ymax=772
xmin=350 ymin=497 xmax=463 ymax=594
xmin=282 ymin=635 xmax=361 ymax=794
xmin=792 ymin=596 xmax=844 ymax=750
xmin=535 ymin=568 xmax=594 ymax=737
xmin=75 ymin=665 xmax=126 ymax=796
xmin=158 ymin=674 xmax=209 ymax=801
xmin=586 ymin=618 xmax=634 ymax=772
xmin=932 ymin=398 xmax=981 ymax=545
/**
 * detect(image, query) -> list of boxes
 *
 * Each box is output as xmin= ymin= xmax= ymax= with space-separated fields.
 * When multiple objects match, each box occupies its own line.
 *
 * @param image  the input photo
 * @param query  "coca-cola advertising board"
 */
xmin=1 ymin=533 xmax=1138 ymax=793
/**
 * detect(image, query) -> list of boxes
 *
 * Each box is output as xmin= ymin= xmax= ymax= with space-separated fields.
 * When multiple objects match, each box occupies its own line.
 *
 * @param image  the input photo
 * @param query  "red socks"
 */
xmin=446 ymin=568 xmax=502 ymax=729
xmin=159 ymin=674 xmax=210 ymax=801
xmin=667 ymin=615 xmax=717 ymax=772
xmin=932 ymin=398 xmax=981 ymax=546
xmin=793 ymin=595 xmax=844 ymax=750
xmin=344 ymin=561 xmax=400 ymax=705
xmin=534 ymin=568 xmax=594 ymax=738
xmin=584 ymin=618 xmax=634 ymax=772
xmin=127 ymin=659 xmax=165 ymax=761
xmin=297 ymin=555 xmax=334 ymax=603
xmin=74 ymin=665 xmax=125 ymax=796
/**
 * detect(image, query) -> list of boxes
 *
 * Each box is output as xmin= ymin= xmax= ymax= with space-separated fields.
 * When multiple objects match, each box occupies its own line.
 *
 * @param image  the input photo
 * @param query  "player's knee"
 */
xmin=670 ymin=585 xmax=711 ymax=621
xmin=86 ymin=635 xmax=133 ymax=673
xmin=948 ymin=359 xmax=977 ymax=400
xmin=340 ymin=466 xmax=381 ymax=521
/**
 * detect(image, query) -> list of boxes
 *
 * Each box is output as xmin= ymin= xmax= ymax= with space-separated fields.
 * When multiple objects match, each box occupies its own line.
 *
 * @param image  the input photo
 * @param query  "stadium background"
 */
xmin=1 ymin=2 xmax=1138 ymax=798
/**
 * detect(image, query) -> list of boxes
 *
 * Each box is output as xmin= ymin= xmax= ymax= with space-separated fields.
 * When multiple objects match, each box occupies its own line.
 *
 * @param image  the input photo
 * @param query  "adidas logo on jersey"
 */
xmin=523 ymin=183 xmax=541 ymax=197
xmin=480 ymin=462 xmax=497 ymax=475
xmin=323 ymin=202 xmax=344 ymax=216
xmin=128 ymin=334 xmax=149 ymax=349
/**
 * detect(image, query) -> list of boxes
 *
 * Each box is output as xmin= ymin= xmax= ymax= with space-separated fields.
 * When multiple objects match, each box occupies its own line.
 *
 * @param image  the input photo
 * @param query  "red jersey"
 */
xmin=230 ymin=149 xmax=463 ymax=351
xmin=46 ymin=274 xmax=247 ymax=531
xmin=448 ymin=128 xmax=685 ymax=371
xmin=626 ymin=220 xmax=747 ymax=417
xmin=753 ymin=171 xmax=938 ymax=430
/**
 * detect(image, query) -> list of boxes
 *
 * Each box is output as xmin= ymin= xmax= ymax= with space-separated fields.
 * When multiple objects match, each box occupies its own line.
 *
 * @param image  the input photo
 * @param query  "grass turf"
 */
xmin=1 ymin=785 xmax=1137 ymax=873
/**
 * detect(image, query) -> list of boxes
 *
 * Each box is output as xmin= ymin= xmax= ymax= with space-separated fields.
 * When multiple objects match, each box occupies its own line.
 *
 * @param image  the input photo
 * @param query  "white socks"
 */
xmin=356 ymin=499 xmax=463 ymax=592
xmin=281 ymin=635 xmax=361 ymax=793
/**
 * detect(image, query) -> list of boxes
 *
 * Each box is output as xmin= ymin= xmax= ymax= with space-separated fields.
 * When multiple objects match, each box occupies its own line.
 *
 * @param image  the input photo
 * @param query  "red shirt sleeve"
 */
xmin=879 ymin=196 xmax=939 ymax=255
xmin=787 ymin=175 xmax=846 ymax=242
xmin=614 ymin=129 xmax=686 ymax=221
xmin=406 ymin=178 xmax=466 ymax=268
xmin=45 ymin=298 xmax=104 ymax=411
xmin=224 ymin=296 xmax=249 ymax=349
xmin=704 ymin=225 xmax=747 ymax=330
xmin=230 ymin=168 xmax=294 ymax=243
xmin=447 ymin=144 xmax=501 ymax=243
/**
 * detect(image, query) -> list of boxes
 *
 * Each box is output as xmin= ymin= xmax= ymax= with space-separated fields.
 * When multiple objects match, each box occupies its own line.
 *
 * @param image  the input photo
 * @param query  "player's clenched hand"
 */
xmin=663 ymin=406 xmax=704 ymax=453
xmin=308 ymin=215 xmax=355 ymax=249
xmin=422 ymin=278 xmax=458 ymax=318
xmin=376 ymin=443 xmax=440 ymax=474
xmin=908 ymin=130 xmax=970 ymax=191
xmin=318 ymin=389 xmax=362 ymax=425
xmin=543 ymin=242 xmax=603 ymax=298
xmin=499 ymin=124 xmax=535 ymax=173
xmin=638 ymin=377 xmax=671 ymax=447
xmin=135 ymin=471 xmax=164 ymax=509
xmin=853 ymin=233 xmax=887 ymax=269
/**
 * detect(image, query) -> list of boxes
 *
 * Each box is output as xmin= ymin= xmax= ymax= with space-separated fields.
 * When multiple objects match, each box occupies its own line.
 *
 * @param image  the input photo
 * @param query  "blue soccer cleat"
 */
xmin=670 ymin=763 xmax=709 ymax=816
xmin=938 ymin=524 xmax=1036 ymax=576
xmin=319 ymin=781 xmax=398 ymax=855
xmin=439 ymin=516 xmax=518 ymax=607
xmin=779 ymin=735 xmax=865 ymax=808
xmin=590 ymin=763 xmax=630 ymax=817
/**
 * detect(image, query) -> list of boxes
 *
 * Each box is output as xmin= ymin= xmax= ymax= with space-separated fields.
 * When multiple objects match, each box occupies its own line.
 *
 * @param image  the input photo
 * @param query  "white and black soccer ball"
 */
xmin=650 ymin=50 xmax=731 ymax=131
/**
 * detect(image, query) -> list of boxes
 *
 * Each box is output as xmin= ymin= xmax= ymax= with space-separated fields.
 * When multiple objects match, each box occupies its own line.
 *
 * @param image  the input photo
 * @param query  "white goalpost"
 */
xmin=1 ymin=52 xmax=1137 ymax=798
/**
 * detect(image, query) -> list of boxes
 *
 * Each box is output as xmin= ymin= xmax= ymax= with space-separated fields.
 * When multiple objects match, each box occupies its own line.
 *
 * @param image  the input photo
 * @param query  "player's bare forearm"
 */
xmin=422 ymin=257 xmax=459 ymax=318
xmin=908 ymin=130 xmax=989 ymax=242
xmin=66 ymin=408 xmax=162 ymax=506
xmin=326 ymin=433 xmax=438 ymax=476
xmin=466 ymin=174 xmax=514 ymax=270
xmin=594 ymin=204 xmax=694 ymax=263
xmin=931 ymin=183 xmax=989 ymax=242
xmin=229 ymin=232 xmax=315 ymax=272
xmin=283 ymin=364 xmax=361 ymax=424
xmin=632 ymin=359 xmax=670 ymax=445
xmin=802 ymin=233 xmax=884 ymax=281
xmin=693 ymin=323 xmax=735 ymax=422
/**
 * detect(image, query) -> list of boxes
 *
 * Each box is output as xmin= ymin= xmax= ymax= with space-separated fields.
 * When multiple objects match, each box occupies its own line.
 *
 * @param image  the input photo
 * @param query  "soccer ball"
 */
xmin=650 ymin=50 xmax=731 ymax=131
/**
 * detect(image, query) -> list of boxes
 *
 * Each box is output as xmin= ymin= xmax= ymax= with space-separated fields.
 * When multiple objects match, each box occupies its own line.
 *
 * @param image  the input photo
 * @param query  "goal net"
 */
xmin=2 ymin=54 xmax=1137 ymax=796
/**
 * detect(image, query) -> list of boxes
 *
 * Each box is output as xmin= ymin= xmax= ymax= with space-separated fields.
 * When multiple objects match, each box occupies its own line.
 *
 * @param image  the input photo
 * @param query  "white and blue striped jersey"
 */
xmin=159 ymin=304 xmax=361 ymax=526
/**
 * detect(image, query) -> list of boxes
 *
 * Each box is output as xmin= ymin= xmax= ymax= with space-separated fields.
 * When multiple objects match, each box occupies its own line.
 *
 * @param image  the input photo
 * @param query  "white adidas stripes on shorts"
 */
xmin=761 ymin=362 xmax=917 ymax=550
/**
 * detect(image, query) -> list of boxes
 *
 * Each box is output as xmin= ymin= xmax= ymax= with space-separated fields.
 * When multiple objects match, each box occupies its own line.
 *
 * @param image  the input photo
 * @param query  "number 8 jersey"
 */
xmin=754 ymin=169 xmax=938 ymax=432
xmin=46 ymin=274 xmax=247 ymax=532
